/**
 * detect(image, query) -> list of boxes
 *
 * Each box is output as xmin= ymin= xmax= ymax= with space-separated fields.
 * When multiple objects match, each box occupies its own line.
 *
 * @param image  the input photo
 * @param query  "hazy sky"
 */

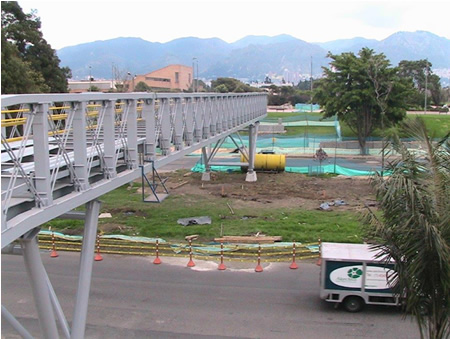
xmin=20 ymin=0 xmax=450 ymax=50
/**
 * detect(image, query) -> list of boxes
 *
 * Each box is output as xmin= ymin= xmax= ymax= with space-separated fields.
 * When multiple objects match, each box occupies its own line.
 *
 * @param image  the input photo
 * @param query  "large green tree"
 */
xmin=398 ymin=60 xmax=442 ymax=107
xmin=1 ymin=1 xmax=70 ymax=94
xmin=364 ymin=117 xmax=450 ymax=339
xmin=314 ymin=48 xmax=412 ymax=154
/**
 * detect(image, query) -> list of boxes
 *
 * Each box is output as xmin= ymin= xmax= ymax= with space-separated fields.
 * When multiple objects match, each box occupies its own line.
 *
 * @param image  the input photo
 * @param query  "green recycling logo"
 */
xmin=347 ymin=267 xmax=363 ymax=279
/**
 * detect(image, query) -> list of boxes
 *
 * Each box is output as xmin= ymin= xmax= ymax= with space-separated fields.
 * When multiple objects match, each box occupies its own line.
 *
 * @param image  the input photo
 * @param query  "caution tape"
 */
xmin=38 ymin=232 xmax=319 ymax=262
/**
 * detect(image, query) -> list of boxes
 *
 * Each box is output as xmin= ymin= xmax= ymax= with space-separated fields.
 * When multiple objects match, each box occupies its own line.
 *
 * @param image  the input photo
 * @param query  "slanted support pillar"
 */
xmin=20 ymin=228 xmax=59 ymax=339
xmin=71 ymin=199 xmax=101 ymax=339
xmin=246 ymin=123 xmax=259 ymax=182
xmin=201 ymin=146 xmax=211 ymax=181
xmin=1 ymin=305 xmax=33 ymax=339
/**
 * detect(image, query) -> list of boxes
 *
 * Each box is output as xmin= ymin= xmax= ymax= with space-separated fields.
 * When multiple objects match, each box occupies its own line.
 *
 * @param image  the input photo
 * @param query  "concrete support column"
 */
xmin=245 ymin=123 xmax=259 ymax=182
xmin=201 ymin=146 xmax=211 ymax=181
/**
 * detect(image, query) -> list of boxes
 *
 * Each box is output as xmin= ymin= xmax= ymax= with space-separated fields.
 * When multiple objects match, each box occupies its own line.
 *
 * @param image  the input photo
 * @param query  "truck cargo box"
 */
xmin=319 ymin=242 xmax=400 ymax=312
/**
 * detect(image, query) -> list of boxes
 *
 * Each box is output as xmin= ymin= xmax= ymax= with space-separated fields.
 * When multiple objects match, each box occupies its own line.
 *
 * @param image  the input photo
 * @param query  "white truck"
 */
xmin=319 ymin=242 xmax=401 ymax=312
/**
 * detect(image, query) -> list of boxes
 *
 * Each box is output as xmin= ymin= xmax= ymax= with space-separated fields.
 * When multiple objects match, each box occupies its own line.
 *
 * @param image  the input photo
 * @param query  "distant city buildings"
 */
xmin=131 ymin=65 xmax=193 ymax=91
xmin=68 ymin=64 xmax=194 ymax=93
xmin=67 ymin=80 xmax=113 ymax=93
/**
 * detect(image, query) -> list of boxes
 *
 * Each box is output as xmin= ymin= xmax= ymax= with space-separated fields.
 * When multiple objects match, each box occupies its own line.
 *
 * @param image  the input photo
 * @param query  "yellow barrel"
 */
xmin=240 ymin=154 xmax=286 ymax=172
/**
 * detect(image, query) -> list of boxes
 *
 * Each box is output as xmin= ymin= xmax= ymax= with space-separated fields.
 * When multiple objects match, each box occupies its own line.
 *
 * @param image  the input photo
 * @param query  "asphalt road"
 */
xmin=2 ymin=252 xmax=419 ymax=338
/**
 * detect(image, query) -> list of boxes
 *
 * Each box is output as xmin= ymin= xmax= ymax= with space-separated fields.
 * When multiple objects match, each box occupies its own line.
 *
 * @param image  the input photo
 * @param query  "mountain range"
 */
xmin=57 ymin=31 xmax=450 ymax=82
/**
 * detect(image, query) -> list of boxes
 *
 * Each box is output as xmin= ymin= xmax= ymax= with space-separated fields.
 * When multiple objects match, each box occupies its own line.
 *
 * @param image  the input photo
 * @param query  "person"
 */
xmin=314 ymin=147 xmax=328 ymax=161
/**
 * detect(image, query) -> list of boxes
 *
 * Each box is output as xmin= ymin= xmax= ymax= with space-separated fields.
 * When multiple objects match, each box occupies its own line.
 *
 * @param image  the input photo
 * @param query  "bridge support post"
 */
xmin=71 ymin=199 xmax=101 ymax=339
xmin=20 ymin=228 xmax=59 ymax=339
xmin=245 ymin=123 xmax=259 ymax=182
xmin=33 ymin=103 xmax=53 ymax=206
xmin=201 ymin=146 xmax=211 ymax=181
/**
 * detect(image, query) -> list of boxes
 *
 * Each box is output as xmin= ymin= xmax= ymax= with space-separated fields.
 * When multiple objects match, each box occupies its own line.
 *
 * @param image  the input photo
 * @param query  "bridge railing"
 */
xmin=1 ymin=92 xmax=267 ymax=248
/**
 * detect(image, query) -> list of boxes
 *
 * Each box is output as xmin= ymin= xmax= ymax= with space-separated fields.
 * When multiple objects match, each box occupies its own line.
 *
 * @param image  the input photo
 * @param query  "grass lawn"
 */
xmin=45 ymin=182 xmax=364 ymax=244
xmin=406 ymin=114 xmax=450 ymax=138
xmin=338 ymin=114 xmax=450 ymax=138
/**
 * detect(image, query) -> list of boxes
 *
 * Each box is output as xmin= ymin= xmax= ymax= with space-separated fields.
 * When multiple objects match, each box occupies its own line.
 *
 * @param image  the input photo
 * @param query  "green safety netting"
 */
xmin=39 ymin=230 xmax=319 ymax=254
xmin=191 ymin=163 xmax=386 ymax=177
xmin=263 ymin=113 xmax=333 ymax=123
xmin=39 ymin=230 xmax=167 ymax=243
xmin=294 ymin=103 xmax=321 ymax=112
xmin=213 ymin=134 xmax=339 ymax=149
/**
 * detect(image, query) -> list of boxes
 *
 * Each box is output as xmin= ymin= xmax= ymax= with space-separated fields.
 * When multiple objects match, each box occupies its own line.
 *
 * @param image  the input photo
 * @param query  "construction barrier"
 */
xmin=36 ymin=230 xmax=320 ymax=264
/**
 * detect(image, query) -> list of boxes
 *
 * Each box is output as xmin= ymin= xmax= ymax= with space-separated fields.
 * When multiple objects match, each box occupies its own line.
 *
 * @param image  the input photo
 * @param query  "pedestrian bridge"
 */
xmin=1 ymin=92 xmax=267 ymax=338
xmin=2 ymin=92 xmax=267 ymax=248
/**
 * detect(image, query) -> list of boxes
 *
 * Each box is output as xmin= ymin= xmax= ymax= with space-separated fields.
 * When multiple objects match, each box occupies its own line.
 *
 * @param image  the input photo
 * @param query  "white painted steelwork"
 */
xmin=1 ymin=92 xmax=267 ymax=248
xmin=1 ymin=91 xmax=266 ymax=339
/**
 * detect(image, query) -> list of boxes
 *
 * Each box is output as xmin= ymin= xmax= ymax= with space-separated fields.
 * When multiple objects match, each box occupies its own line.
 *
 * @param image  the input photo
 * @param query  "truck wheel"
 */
xmin=343 ymin=296 xmax=364 ymax=312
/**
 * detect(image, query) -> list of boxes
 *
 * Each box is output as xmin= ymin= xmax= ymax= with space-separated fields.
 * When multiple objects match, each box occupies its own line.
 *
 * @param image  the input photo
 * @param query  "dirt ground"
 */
xmin=164 ymin=171 xmax=376 ymax=212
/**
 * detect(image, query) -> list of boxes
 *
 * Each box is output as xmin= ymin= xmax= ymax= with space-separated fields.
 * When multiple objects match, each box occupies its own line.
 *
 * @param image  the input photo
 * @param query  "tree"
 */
xmin=134 ymin=81 xmax=152 ymax=92
xmin=398 ymin=60 xmax=442 ymax=107
xmin=364 ymin=117 xmax=450 ymax=339
xmin=1 ymin=1 xmax=70 ymax=93
xmin=314 ymin=48 xmax=411 ymax=154
xmin=1 ymin=32 xmax=49 ymax=93
xmin=210 ymin=77 xmax=259 ymax=93
xmin=214 ymin=84 xmax=229 ymax=93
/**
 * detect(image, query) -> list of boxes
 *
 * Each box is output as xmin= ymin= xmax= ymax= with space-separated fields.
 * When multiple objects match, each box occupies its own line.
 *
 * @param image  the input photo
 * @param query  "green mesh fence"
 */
xmin=263 ymin=112 xmax=334 ymax=123
xmin=191 ymin=163 xmax=387 ymax=177
xmin=295 ymin=103 xmax=321 ymax=112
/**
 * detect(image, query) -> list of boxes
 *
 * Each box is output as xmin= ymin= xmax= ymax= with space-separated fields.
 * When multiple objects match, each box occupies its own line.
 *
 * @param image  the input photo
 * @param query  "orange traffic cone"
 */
xmin=316 ymin=238 xmax=322 ymax=266
xmin=94 ymin=233 xmax=103 ymax=261
xmin=218 ymin=242 xmax=226 ymax=270
xmin=153 ymin=239 xmax=162 ymax=264
xmin=255 ymin=244 xmax=263 ymax=272
xmin=289 ymin=241 xmax=298 ymax=269
xmin=50 ymin=231 xmax=59 ymax=258
xmin=187 ymin=239 xmax=195 ymax=267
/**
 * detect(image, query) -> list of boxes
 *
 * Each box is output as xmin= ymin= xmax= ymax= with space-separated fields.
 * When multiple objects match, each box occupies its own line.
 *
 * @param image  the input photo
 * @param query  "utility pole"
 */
xmin=89 ymin=66 xmax=92 ymax=92
xmin=424 ymin=61 xmax=428 ymax=114
xmin=192 ymin=57 xmax=197 ymax=92
xmin=310 ymin=56 xmax=313 ymax=113
xmin=196 ymin=58 xmax=199 ymax=92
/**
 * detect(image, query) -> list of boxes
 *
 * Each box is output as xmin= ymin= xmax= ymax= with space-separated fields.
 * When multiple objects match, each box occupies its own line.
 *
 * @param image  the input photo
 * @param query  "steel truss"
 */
xmin=1 ymin=92 xmax=267 ymax=338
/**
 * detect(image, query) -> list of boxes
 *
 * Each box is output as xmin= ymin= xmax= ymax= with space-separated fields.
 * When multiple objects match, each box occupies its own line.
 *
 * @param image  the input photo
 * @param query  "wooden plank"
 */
xmin=214 ymin=236 xmax=282 ymax=244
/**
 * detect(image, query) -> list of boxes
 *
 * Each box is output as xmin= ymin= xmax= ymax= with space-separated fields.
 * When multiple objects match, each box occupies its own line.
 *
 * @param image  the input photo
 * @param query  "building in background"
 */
xmin=68 ymin=80 xmax=113 ymax=93
xmin=132 ymin=65 xmax=193 ymax=91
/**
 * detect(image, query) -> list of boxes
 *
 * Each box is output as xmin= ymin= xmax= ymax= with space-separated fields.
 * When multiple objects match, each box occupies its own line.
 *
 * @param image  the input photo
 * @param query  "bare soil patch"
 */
xmin=164 ymin=171 xmax=376 ymax=212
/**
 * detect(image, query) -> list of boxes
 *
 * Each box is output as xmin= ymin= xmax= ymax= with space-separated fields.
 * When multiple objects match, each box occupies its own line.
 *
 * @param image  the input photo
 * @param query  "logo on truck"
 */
xmin=347 ymin=267 xmax=363 ymax=279
xmin=330 ymin=265 xmax=393 ymax=289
